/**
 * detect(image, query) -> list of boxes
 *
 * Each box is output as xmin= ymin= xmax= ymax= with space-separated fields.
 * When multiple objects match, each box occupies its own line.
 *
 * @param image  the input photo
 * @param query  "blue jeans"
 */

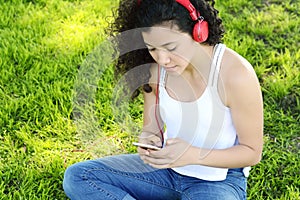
xmin=63 ymin=154 xmax=247 ymax=200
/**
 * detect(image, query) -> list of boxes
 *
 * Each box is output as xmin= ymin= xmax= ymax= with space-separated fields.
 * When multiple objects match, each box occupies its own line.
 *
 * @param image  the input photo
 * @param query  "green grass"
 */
xmin=0 ymin=0 xmax=299 ymax=199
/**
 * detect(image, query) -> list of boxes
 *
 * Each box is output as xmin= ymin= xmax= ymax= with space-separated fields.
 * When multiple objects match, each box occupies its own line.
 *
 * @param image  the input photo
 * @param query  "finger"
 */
xmin=153 ymin=139 xmax=163 ymax=147
xmin=166 ymin=138 xmax=176 ymax=145
xmin=146 ymin=149 xmax=166 ymax=158
xmin=138 ymin=133 xmax=159 ymax=141
xmin=137 ymin=147 xmax=150 ymax=155
xmin=143 ymin=154 xmax=169 ymax=166
xmin=145 ymin=158 xmax=171 ymax=169
xmin=166 ymin=138 xmax=180 ymax=145
xmin=139 ymin=134 xmax=162 ymax=146
xmin=148 ymin=163 xmax=170 ymax=169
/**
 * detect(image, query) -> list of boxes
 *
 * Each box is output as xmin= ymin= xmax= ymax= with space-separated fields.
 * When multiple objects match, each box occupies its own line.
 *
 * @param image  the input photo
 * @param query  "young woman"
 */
xmin=63 ymin=0 xmax=263 ymax=199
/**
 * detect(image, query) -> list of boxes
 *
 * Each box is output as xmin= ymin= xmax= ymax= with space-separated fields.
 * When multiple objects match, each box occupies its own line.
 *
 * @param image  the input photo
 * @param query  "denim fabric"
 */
xmin=63 ymin=154 xmax=247 ymax=200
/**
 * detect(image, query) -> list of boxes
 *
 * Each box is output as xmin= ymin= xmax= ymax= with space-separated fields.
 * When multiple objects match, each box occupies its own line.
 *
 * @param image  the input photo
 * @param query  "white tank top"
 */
xmin=158 ymin=44 xmax=250 ymax=181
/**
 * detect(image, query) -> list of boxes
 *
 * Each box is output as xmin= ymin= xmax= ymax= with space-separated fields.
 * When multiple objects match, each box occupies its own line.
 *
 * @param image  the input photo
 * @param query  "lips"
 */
xmin=164 ymin=65 xmax=177 ymax=71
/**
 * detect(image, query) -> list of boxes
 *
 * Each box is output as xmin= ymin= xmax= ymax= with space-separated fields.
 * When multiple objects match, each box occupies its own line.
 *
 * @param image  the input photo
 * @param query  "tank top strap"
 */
xmin=159 ymin=66 xmax=167 ymax=87
xmin=207 ymin=43 xmax=226 ymax=89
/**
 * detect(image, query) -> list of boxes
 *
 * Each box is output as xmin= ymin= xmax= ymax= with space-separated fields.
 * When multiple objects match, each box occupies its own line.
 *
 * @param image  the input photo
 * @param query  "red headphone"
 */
xmin=138 ymin=0 xmax=209 ymax=43
xmin=176 ymin=0 xmax=209 ymax=43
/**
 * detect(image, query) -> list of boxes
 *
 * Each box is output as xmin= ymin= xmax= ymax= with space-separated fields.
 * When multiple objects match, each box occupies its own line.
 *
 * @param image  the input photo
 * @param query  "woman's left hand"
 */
xmin=140 ymin=138 xmax=197 ymax=168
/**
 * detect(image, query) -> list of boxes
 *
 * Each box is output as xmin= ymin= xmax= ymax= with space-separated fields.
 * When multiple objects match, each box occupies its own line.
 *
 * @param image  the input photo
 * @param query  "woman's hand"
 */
xmin=140 ymin=138 xmax=197 ymax=169
xmin=137 ymin=132 xmax=162 ymax=154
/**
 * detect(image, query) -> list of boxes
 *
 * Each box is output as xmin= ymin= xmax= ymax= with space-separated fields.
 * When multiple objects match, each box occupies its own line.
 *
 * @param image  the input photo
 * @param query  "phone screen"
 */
xmin=132 ymin=142 xmax=161 ymax=150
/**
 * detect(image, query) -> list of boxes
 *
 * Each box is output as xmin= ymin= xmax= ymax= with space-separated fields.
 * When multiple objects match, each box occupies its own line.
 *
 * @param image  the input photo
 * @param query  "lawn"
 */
xmin=0 ymin=0 xmax=299 ymax=199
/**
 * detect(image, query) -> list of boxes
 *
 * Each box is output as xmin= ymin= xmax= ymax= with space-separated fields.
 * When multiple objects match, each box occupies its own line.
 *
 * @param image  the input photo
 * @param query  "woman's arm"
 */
xmin=138 ymin=64 xmax=164 ymax=147
xmin=195 ymin=56 xmax=264 ymax=168
xmin=141 ymin=54 xmax=263 ymax=169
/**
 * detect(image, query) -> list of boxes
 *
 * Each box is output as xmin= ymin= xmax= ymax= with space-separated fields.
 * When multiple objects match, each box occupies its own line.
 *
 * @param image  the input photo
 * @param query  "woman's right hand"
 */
xmin=137 ymin=132 xmax=162 ymax=154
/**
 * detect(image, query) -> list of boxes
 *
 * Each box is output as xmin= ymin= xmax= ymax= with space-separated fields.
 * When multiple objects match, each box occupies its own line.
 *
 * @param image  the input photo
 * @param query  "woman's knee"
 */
xmin=62 ymin=158 xmax=119 ymax=192
xmin=63 ymin=163 xmax=81 ymax=194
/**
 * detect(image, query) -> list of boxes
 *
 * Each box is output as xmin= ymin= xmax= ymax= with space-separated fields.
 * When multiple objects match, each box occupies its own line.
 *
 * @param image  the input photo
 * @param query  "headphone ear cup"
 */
xmin=193 ymin=20 xmax=209 ymax=43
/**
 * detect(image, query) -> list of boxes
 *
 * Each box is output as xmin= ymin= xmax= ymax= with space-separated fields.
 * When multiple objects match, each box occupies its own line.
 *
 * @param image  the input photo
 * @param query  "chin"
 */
xmin=166 ymin=71 xmax=182 ymax=76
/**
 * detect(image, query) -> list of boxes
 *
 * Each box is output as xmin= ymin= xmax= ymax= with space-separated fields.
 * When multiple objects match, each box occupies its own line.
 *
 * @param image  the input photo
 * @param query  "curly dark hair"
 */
xmin=109 ymin=0 xmax=225 ymax=97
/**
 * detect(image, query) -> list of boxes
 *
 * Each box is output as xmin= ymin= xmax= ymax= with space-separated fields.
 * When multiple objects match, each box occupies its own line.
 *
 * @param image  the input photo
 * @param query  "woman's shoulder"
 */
xmin=220 ymin=47 xmax=261 ymax=105
xmin=221 ymin=47 xmax=258 ymax=84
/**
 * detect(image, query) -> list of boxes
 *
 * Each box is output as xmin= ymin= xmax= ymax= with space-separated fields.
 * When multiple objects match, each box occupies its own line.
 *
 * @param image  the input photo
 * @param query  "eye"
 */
xmin=148 ymin=48 xmax=156 ymax=52
xmin=145 ymin=45 xmax=155 ymax=52
xmin=167 ymin=46 xmax=177 ymax=52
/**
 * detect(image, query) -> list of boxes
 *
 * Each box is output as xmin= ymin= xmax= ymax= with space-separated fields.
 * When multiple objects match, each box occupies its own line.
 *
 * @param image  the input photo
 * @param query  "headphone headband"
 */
xmin=137 ymin=0 xmax=209 ymax=43
xmin=175 ymin=0 xmax=200 ymax=21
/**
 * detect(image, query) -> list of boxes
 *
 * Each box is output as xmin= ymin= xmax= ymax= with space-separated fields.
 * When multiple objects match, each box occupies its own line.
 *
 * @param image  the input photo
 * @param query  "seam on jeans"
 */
xmin=86 ymin=167 xmax=181 ymax=194
xmin=221 ymin=181 xmax=245 ymax=200
xmin=226 ymin=173 xmax=247 ymax=199
xmin=184 ymin=183 xmax=241 ymax=200
xmin=174 ymin=171 xmax=189 ymax=200
xmin=171 ymin=169 xmax=190 ymax=199
xmin=82 ymin=169 xmax=120 ymax=200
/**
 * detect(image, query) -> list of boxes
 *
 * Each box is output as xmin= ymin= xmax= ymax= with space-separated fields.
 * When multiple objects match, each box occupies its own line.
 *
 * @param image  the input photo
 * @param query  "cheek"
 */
xmin=174 ymin=45 xmax=195 ymax=62
xmin=173 ymin=50 xmax=193 ymax=64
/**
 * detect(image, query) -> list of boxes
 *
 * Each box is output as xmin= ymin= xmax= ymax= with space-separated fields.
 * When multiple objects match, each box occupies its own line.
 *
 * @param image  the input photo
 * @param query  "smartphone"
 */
xmin=132 ymin=142 xmax=161 ymax=150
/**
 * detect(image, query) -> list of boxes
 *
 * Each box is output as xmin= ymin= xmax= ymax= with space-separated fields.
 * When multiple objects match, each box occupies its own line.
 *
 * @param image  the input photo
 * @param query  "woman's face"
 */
xmin=142 ymin=23 xmax=197 ymax=76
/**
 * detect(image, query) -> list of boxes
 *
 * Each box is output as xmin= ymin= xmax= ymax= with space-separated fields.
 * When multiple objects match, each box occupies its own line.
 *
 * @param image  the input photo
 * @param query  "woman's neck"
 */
xmin=183 ymin=44 xmax=215 ymax=83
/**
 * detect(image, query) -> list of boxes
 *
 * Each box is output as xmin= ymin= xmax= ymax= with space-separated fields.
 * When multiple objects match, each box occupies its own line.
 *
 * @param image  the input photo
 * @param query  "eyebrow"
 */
xmin=144 ymin=41 xmax=177 ymax=47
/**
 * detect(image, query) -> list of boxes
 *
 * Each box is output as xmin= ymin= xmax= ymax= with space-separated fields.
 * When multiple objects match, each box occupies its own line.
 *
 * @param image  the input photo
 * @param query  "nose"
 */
xmin=156 ymin=49 xmax=171 ymax=66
